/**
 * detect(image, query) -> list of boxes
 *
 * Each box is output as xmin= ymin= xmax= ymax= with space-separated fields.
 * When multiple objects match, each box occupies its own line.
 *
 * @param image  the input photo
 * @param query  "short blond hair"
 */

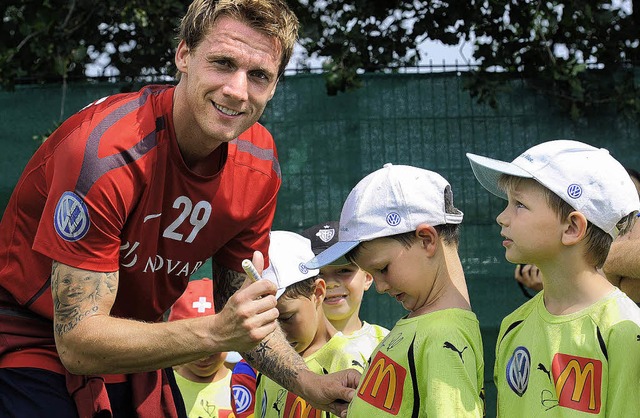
xmin=178 ymin=0 xmax=299 ymax=77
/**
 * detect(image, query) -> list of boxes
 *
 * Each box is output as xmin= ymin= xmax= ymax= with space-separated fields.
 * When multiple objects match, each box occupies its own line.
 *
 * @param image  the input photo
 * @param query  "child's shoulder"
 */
xmin=497 ymin=292 xmax=541 ymax=335
xmin=399 ymin=308 xmax=482 ymax=345
xmin=413 ymin=307 xmax=480 ymax=327
xmin=590 ymin=289 xmax=640 ymax=331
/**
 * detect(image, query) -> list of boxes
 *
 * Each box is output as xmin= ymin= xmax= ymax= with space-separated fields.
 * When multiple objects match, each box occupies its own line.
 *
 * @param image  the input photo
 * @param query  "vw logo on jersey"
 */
xmin=298 ymin=262 xmax=309 ymax=274
xmin=567 ymin=184 xmax=582 ymax=199
xmin=386 ymin=212 xmax=401 ymax=226
xmin=506 ymin=346 xmax=531 ymax=397
xmin=54 ymin=191 xmax=90 ymax=242
xmin=232 ymin=384 xmax=253 ymax=413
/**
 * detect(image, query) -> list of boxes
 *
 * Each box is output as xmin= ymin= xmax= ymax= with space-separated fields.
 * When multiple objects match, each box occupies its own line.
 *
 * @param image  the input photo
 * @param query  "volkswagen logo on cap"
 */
xmin=386 ymin=212 xmax=401 ymax=226
xmin=567 ymin=184 xmax=582 ymax=199
xmin=299 ymin=263 xmax=309 ymax=274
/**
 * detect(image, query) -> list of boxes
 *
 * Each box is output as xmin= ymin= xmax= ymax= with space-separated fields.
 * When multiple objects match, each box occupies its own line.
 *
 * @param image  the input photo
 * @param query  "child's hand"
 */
xmin=515 ymin=264 xmax=543 ymax=292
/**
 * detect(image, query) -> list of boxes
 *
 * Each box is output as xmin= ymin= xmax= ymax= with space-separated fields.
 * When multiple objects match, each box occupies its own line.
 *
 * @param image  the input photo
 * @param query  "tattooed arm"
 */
xmin=52 ymin=261 xmax=280 ymax=375
xmin=212 ymin=258 xmax=306 ymax=386
xmin=212 ymin=257 xmax=359 ymax=417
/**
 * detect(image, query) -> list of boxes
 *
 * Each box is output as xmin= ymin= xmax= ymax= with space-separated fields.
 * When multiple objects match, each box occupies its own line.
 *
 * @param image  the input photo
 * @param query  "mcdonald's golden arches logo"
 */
xmin=551 ymin=353 xmax=602 ymax=414
xmin=283 ymin=391 xmax=323 ymax=418
xmin=357 ymin=351 xmax=406 ymax=414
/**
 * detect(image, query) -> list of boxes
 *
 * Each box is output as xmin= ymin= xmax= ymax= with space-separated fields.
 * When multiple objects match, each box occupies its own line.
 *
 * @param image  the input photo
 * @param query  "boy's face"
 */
xmin=184 ymin=352 xmax=227 ymax=379
xmin=319 ymin=264 xmax=372 ymax=324
xmin=277 ymin=280 xmax=325 ymax=355
xmin=497 ymin=178 xmax=564 ymax=265
xmin=353 ymin=237 xmax=433 ymax=312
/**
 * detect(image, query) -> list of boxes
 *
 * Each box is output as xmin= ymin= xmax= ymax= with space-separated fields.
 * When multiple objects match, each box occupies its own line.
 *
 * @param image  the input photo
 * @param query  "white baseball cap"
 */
xmin=262 ymin=230 xmax=320 ymax=299
xmin=466 ymin=139 xmax=640 ymax=238
xmin=305 ymin=163 xmax=463 ymax=269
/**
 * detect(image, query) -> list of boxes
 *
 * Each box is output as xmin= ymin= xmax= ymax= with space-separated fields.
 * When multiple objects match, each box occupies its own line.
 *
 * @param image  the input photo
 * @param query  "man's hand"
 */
xmin=211 ymin=251 xmax=279 ymax=353
xmin=301 ymin=369 xmax=361 ymax=418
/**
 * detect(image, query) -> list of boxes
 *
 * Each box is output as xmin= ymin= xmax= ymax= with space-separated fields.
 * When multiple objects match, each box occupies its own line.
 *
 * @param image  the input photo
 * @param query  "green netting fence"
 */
xmin=1 ymin=72 xmax=638 ymax=416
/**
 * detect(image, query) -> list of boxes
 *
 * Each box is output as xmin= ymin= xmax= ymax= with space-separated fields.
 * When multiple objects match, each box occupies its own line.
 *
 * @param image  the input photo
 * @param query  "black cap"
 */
xmin=301 ymin=221 xmax=349 ymax=265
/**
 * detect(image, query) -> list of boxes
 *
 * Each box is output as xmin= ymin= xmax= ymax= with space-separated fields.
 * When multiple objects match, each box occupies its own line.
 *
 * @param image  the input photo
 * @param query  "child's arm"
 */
xmin=603 ymin=323 xmax=640 ymax=415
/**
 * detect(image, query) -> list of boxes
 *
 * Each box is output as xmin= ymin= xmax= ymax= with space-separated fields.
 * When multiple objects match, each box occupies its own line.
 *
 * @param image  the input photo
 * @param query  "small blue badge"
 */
xmin=567 ymin=184 xmax=582 ymax=199
xmin=386 ymin=212 xmax=401 ymax=226
xmin=298 ymin=262 xmax=309 ymax=274
xmin=506 ymin=346 xmax=531 ymax=397
xmin=232 ymin=384 xmax=253 ymax=413
xmin=54 ymin=191 xmax=90 ymax=242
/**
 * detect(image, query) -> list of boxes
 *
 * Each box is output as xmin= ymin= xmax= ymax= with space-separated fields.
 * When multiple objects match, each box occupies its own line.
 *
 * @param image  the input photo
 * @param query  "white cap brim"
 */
xmin=466 ymin=153 xmax=533 ymax=199
xmin=304 ymin=240 xmax=360 ymax=269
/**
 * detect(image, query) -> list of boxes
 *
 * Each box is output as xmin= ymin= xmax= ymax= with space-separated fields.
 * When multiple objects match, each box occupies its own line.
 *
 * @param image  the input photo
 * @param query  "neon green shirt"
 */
xmin=174 ymin=368 xmax=233 ymax=418
xmin=495 ymin=289 xmax=640 ymax=417
xmin=255 ymin=332 xmax=365 ymax=418
xmin=347 ymin=309 xmax=485 ymax=417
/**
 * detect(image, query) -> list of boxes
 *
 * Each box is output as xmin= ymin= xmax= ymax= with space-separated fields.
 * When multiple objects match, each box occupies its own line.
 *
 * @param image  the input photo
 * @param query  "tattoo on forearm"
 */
xmin=243 ymin=328 xmax=302 ymax=391
xmin=51 ymin=262 xmax=117 ymax=337
xmin=211 ymin=260 xmax=246 ymax=311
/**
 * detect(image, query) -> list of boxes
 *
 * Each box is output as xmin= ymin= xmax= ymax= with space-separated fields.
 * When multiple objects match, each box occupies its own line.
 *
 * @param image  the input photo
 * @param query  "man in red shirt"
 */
xmin=0 ymin=0 xmax=358 ymax=416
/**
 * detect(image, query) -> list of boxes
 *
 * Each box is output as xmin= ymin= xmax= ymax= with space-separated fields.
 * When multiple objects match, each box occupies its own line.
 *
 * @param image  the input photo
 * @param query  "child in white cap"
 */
xmin=467 ymin=139 xmax=640 ymax=417
xmin=305 ymin=163 xmax=485 ymax=417
xmin=302 ymin=221 xmax=389 ymax=363
xmin=236 ymin=230 xmax=366 ymax=418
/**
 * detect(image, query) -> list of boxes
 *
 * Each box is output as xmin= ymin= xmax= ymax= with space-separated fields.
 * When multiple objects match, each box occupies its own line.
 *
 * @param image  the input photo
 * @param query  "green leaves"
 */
xmin=1 ymin=0 xmax=638 ymax=120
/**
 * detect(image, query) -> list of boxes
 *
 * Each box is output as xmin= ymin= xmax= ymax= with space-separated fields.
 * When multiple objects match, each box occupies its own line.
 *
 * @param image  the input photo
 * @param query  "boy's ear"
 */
xmin=415 ymin=223 xmax=438 ymax=256
xmin=313 ymin=278 xmax=326 ymax=305
xmin=561 ymin=211 xmax=588 ymax=245
xmin=362 ymin=271 xmax=373 ymax=291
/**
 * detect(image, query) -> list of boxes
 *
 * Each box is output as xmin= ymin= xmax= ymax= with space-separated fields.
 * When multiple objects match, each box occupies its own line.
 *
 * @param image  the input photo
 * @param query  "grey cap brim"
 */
xmin=466 ymin=153 xmax=533 ymax=199
xmin=304 ymin=240 xmax=360 ymax=269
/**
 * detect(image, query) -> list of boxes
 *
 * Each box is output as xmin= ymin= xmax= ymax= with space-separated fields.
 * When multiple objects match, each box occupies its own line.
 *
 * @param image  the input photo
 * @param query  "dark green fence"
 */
xmin=1 ymin=72 xmax=638 ymax=416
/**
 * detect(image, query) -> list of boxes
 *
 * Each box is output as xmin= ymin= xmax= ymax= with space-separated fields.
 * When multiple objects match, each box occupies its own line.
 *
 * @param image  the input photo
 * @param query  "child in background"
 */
xmin=251 ymin=230 xmax=366 ymax=418
xmin=467 ymin=139 xmax=640 ymax=416
xmin=169 ymin=278 xmax=233 ymax=418
xmin=306 ymin=163 xmax=485 ymax=417
xmin=302 ymin=221 xmax=389 ymax=365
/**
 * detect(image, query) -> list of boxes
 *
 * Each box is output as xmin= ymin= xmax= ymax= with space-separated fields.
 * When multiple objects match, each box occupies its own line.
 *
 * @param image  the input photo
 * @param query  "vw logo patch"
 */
xmin=54 ymin=191 xmax=90 ymax=242
xmin=386 ymin=212 xmax=401 ymax=226
xmin=506 ymin=346 xmax=531 ymax=397
xmin=567 ymin=184 xmax=582 ymax=199
xmin=232 ymin=384 xmax=253 ymax=413
xmin=298 ymin=262 xmax=309 ymax=274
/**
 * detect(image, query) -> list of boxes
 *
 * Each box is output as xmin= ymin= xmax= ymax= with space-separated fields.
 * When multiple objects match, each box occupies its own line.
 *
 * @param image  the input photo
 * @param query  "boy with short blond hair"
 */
xmin=306 ymin=163 xmax=485 ymax=417
xmin=302 ymin=221 xmax=389 ymax=363
xmin=467 ymin=139 xmax=640 ymax=417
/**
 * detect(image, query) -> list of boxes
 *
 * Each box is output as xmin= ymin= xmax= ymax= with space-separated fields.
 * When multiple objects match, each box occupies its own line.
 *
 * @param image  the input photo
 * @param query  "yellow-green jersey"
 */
xmin=174 ymin=368 xmax=234 ymax=418
xmin=342 ymin=322 xmax=389 ymax=370
xmin=255 ymin=332 xmax=366 ymax=418
xmin=347 ymin=309 xmax=485 ymax=417
xmin=495 ymin=289 xmax=640 ymax=417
